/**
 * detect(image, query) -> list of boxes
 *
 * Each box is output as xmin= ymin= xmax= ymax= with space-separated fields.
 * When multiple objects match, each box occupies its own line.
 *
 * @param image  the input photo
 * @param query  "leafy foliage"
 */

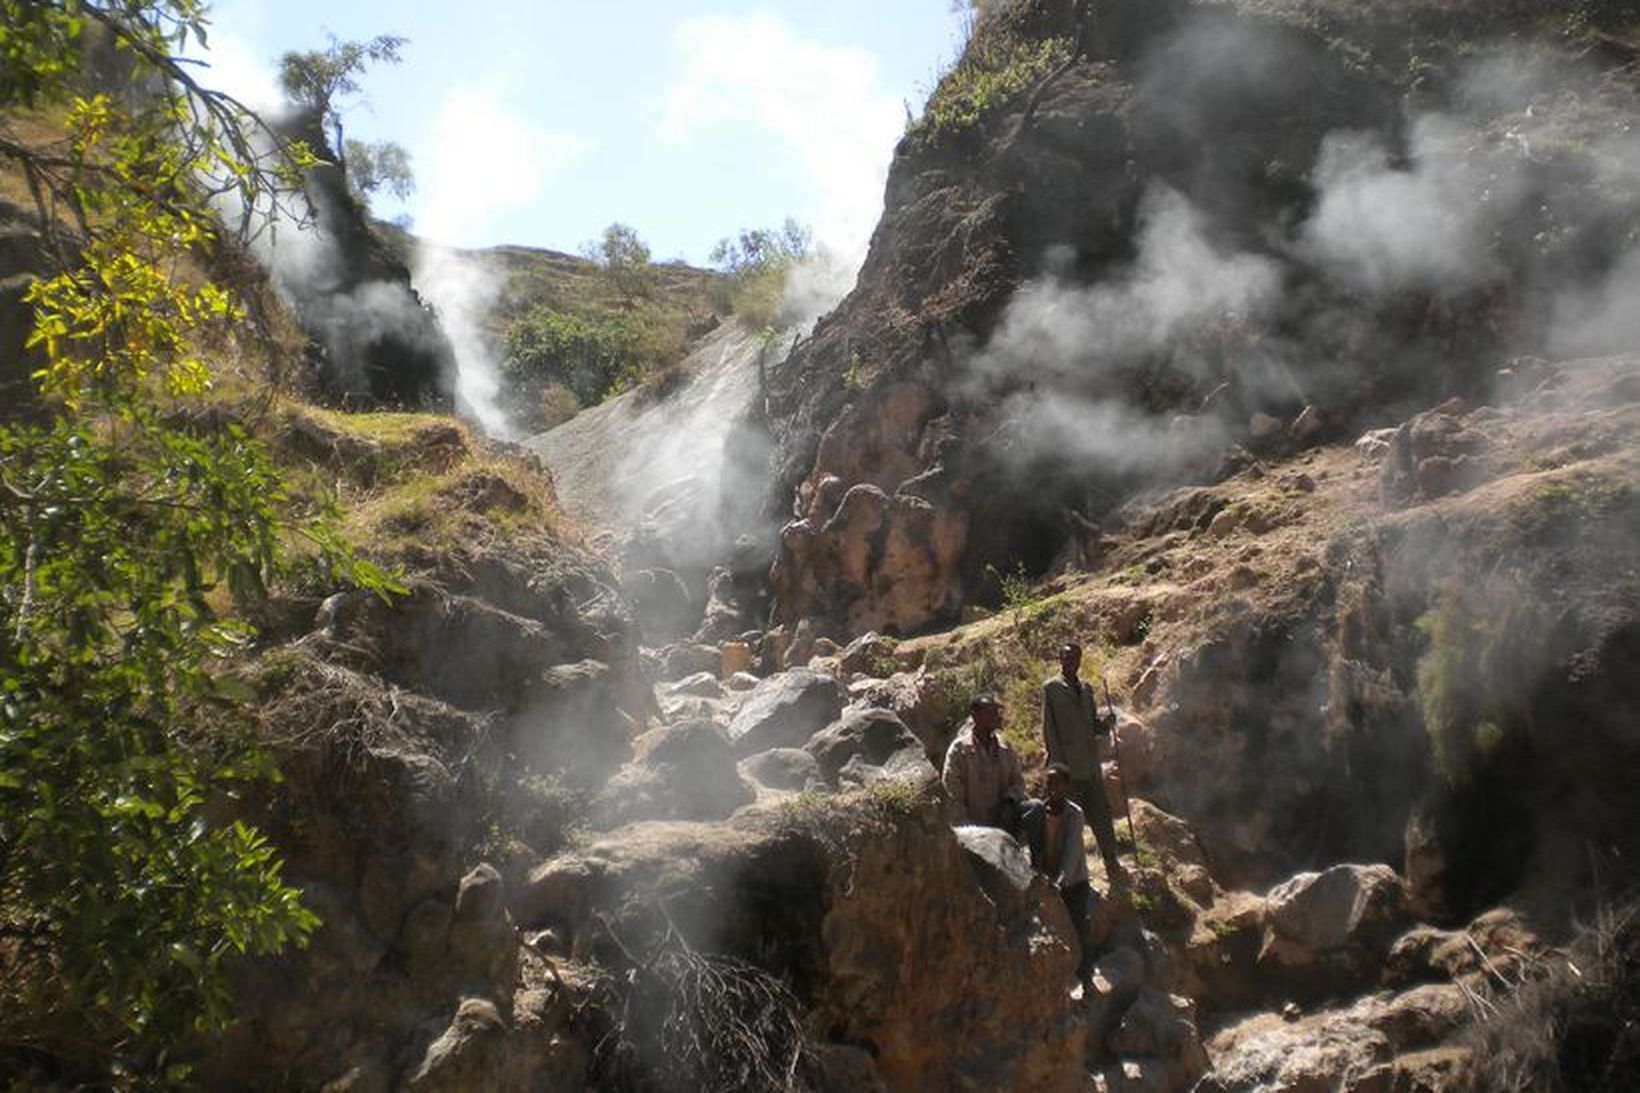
xmin=276 ymin=32 xmax=405 ymax=151
xmin=502 ymin=306 xmax=647 ymax=408
xmin=708 ymin=218 xmax=812 ymax=326
xmin=0 ymin=2 xmax=396 ymax=1080
xmin=343 ymin=136 xmax=414 ymax=205
xmin=584 ymin=221 xmax=655 ymax=304
xmin=1416 ymin=575 xmax=1550 ymax=789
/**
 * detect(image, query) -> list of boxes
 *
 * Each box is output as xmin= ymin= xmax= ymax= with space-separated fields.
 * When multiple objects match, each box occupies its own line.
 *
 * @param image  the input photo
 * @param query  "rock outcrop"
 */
xmin=268 ymin=109 xmax=456 ymax=409
xmin=521 ymin=802 xmax=1085 ymax=1092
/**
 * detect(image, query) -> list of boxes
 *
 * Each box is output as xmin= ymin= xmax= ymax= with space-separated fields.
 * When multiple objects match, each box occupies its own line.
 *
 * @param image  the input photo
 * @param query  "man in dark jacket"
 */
xmin=1021 ymin=763 xmax=1096 ymax=978
xmin=1040 ymin=642 xmax=1125 ymax=883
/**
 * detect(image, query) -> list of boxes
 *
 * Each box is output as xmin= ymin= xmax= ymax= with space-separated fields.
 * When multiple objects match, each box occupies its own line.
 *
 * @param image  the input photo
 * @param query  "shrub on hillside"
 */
xmin=709 ymin=219 xmax=812 ymax=327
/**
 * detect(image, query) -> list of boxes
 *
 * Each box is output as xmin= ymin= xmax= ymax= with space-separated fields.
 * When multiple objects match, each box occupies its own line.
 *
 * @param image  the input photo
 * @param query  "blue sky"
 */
xmin=201 ymin=1 xmax=969 ymax=264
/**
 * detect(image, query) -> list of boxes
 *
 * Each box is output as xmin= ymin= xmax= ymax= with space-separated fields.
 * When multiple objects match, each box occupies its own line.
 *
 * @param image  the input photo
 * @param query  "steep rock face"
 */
xmin=1127 ymin=360 xmax=1640 ymax=904
xmin=755 ymin=0 xmax=1640 ymax=638
xmin=270 ymin=109 xmax=457 ymax=409
xmin=523 ymin=324 xmax=776 ymax=640
xmin=520 ymin=802 xmax=1085 ymax=1092
xmin=200 ymin=529 xmax=645 ymax=1090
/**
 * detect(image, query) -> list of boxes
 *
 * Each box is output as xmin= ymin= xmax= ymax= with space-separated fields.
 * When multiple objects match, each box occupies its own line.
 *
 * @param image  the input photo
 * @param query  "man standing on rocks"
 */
xmin=1021 ymin=763 xmax=1096 ymax=979
xmin=942 ymin=693 xmax=1026 ymax=830
xmin=1041 ymin=642 xmax=1125 ymax=884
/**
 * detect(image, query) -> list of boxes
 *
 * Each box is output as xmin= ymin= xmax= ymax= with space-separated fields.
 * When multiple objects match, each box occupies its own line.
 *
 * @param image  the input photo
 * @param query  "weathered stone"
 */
xmin=592 ymin=719 xmax=753 ymax=825
xmin=771 ymin=482 xmax=970 ymax=637
xmin=1250 ymin=411 xmax=1284 ymax=439
xmin=661 ymin=642 xmax=721 ymax=680
xmin=512 ymin=659 xmax=634 ymax=787
xmin=663 ymin=671 xmax=722 ymax=699
xmin=448 ymin=864 xmax=514 ymax=983
xmin=1202 ymin=1008 xmax=1394 ymax=1092
xmin=520 ymin=807 xmax=1084 ymax=1091
xmin=806 ymin=707 xmax=930 ymax=787
xmin=400 ymin=897 xmax=453 ymax=973
xmin=620 ymin=567 xmax=693 ymax=641
xmin=724 ymin=670 xmax=761 ymax=691
xmin=406 ymin=997 xmax=512 ymax=1092
xmin=1107 ymin=988 xmax=1209 ymax=1089
xmin=850 ymin=665 xmax=964 ymax=765
xmin=839 ymin=631 xmax=901 ymax=677
xmin=1259 ymin=864 xmax=1409 ymax=997
xmin=1353 ymin=984 xmax=1467 ymax=1051
xmin=725 ymin=667 xmax=845 ymax=756
xmin=739 ymin=747 xmax=824 ymax=793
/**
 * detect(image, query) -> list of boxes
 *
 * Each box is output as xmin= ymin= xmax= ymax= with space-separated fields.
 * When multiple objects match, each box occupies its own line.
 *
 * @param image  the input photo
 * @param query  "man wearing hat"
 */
xmin=942 ymin=693 xmax=1026 ymax=830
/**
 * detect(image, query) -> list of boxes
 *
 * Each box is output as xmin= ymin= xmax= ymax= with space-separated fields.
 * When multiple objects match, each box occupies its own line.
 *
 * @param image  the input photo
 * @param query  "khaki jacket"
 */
xmin=942 ymin=723 xmax=1025 ymax=827
xmin=1041 ymin=675 xmax=1113 ymax=780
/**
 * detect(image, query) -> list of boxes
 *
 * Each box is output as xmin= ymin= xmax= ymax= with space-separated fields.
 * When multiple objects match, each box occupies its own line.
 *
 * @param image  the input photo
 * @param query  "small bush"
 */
xmin=913 ymin=32 xmax=1073 ymax=140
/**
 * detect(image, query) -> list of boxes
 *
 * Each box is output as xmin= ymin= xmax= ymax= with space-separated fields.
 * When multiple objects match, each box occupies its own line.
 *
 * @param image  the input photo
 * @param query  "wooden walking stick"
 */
xmin=1102 ymin=676 xmax=1141 ymax=867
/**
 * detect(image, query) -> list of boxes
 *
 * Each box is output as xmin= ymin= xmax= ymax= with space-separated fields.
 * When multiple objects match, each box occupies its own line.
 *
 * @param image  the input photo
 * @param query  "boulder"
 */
xmin=771 ymin=483 xmax=970 ymax=637
xmin=839 ymin=631 xmax=902 ymax=677
xmin=662 ymin=671 xmax=722 ymax=699
xmin=1201 ymin=1009 xmax=1393 ymax=1093
xmin=592 ymin=720 xmax=753 ymax=826
xmin=738 ymin=747 xmax=825 ymax=793
xmin=725 ymin=667 xmax=845 ymax=756
xmin=1258 ymin=864 xmax=1409 ymax=997
xmin=405 ymin=997 xmax=515 ymax=1092
xmin=850 ymin=666 xmax=964 ymax=764
xmin=1106 ymin=988 xmax=1209 ymax=1090
xmin=447 ymin=864 xmax=516 ymax=985
xmin=512 ymin=659 xmax=635 ymax=787
xmin=619 ymin=567 xmax=694 ymax=641
xmin=325 ymin=588 xmax=569 ymax=710
xmin=662 ymin=642 xmax=721 ymax=680
xmin=1181 ymin=890 xmax=1266 ymax=1014
xmin=806 ymin=707 xmax=933 ymax=788
xmin=520 ymin=806 xmax=1084 ymax=1091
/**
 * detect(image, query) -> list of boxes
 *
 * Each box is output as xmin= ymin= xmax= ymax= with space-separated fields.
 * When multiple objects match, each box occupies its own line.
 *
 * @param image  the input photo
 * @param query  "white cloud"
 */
xmin=414 ymin=86 xmax=591 ymax=246
xmin=661 ymin=9 xmax=903 ymax=264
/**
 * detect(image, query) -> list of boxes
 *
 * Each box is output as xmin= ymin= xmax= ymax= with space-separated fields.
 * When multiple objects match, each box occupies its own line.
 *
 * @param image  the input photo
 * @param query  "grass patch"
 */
xmin=912 ymin=28 xmax=1073 ymax=140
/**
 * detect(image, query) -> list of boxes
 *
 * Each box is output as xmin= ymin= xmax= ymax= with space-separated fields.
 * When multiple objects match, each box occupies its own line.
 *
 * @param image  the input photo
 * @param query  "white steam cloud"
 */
xmin=1300 ymin=115 xmax=1521 ymax=295
xmin=966 ymin=36 xmax=1640 ymax=479
xmin=970 ymin=187 xmax=1279 ymax=469
xmin=662 ymin=10 xmax=903 ymax=321
xmin=412 ymin=87 xmax=590 ymax=437
xmin=976 ymin=188 xmax=1282 ymax=383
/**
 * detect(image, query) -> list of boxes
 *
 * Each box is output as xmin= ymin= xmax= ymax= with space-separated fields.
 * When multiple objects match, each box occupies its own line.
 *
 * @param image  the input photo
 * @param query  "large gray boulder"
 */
xmin=806 ymin=707 xmax=933 ymax=788
xmin=1258 ymin=863 xmax=1409 ymax=997
xmin=725 ymin=667 xmax=844 ymax=756
xmin=738 ymin=748 xmax=824 ymax=793
xmin=592 ymin=719 xmax=752 ymax=826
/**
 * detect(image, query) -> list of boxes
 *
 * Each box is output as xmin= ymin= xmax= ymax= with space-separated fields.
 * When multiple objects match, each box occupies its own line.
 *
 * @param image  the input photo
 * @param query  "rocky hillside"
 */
xmin=6 ymin=1 xmax=1636 ymax=1089
xmin=754 ymin=0 xmax=1640 ymax=642
xmin=210 ymin=347 xmax=1636 ymax=1089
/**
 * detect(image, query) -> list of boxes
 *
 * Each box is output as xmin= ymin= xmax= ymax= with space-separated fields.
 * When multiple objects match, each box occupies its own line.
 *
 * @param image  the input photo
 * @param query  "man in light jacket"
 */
xmin=1041 ymin=641 xmax=1125 ymax=883
xmin=1021 ymin=763 xmax=1096 ymax=978
xmin=942 ymin=693 xmax=1026 ymax=830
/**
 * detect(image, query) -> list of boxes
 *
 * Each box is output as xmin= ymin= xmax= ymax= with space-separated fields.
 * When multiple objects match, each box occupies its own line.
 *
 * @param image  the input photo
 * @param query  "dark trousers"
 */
xmin=1069 ymin=776 xmax=1123 ymax=877
xmin=1060 ymin=880 xmax=1094 ymax=978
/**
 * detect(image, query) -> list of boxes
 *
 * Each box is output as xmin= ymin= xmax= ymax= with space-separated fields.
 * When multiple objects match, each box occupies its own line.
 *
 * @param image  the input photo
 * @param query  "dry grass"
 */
xmin=591 ymin=911 xmax=819 ymax=1093
xmin=1460 ymin=898 xmax=1640 ymax=1091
